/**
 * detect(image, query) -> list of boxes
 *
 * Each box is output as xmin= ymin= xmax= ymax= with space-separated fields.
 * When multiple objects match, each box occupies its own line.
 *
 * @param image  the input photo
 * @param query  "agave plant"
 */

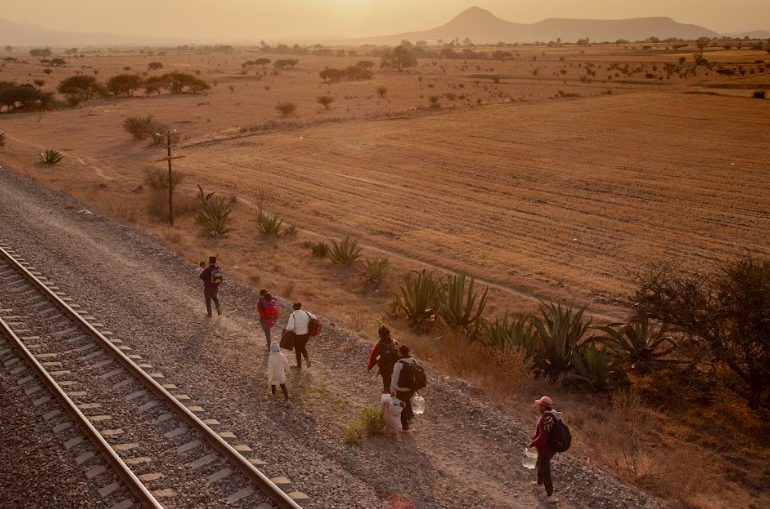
xmin=39 ymin=148 xmax=63 ymax=164
xmin=257 ymin=214 xmax=284 ymax=238
xmin=753 ymin=90 xmax=767 ymax=99
xmin=592 ymin=317 xmax=678 ymax=366
xmin=195 ymin=186 xmax=233 ymax=238
xmin=311 ymin=241 xmax=329 ymax=258
xmin=565 ymin=344 xmax=626 ymax=392
xmin=439 ymin=272 xmax=488 ymax=336
xmin=328 ymin=235 xmax=362 ymax=266
xmin=531 ymin=302 xmax=592 ymax=381
xmin=394 ymin=270 xmax=443 ymax=331
xmin=0 ymin=133 xmax=6 ymax=147
xmin=283 ymin=224 xmax=297 ymax=236
xmin=485 ymin=313 xmax=540 ymax=361
xmin=362 ymin=257 xmax=390 ymax=290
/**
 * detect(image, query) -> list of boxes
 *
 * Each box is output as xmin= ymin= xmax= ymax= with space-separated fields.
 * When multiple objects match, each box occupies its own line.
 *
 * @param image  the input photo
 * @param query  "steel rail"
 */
xmin=0 ymin=315 xmax=164 ymax=509
xmin=0 ymin=245 xmax=303 ymax=509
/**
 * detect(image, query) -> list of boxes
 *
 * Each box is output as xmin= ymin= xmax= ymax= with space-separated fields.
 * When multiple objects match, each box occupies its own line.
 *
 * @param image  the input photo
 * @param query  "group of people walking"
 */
xmin=199 ymin=257 xmax=565 ymax=501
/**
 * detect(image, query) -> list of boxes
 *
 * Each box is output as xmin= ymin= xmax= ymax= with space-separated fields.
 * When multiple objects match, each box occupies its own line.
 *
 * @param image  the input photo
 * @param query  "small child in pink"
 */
xmin=195 ymin=261 xmax=206 ymax=277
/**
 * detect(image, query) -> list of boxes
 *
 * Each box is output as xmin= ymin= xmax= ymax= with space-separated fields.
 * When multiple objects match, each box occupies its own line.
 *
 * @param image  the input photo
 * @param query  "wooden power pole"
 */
xmin=155 ymin=130 xmax=185 ymax=226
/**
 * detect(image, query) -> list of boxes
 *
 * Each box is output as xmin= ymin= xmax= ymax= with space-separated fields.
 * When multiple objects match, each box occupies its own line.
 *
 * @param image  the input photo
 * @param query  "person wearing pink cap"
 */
xmin=528 ymin=395 xmax=563 ymax=504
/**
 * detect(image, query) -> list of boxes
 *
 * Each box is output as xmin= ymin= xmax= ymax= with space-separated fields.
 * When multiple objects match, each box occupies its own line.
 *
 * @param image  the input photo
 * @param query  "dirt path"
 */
xmin=0 ymin=166 xmax=667 ymax=509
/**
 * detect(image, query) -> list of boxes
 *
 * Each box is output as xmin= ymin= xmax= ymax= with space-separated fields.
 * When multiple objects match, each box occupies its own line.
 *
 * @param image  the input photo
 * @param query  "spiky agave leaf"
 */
xmin=439 ymin=272 xmax=488 ymax=336
xmin=565 ymin=344 xmax=626 ymax=392
xmin=531 ymin=301 xmax=592 ymax=381
xmin=39 ymin=148 xmax=63 ymax=164
xmin=328 ymin=235 xmax=362 ymax=266
xmin=592 ymin=317 xmax=677 ymax=366
xmin=257 ymin=214 xmax=284 ymax=237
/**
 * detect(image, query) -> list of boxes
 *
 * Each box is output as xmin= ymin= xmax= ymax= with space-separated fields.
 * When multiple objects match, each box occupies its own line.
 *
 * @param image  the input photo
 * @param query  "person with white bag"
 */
xmin=390 ymin=345 xmax=426 ymax=431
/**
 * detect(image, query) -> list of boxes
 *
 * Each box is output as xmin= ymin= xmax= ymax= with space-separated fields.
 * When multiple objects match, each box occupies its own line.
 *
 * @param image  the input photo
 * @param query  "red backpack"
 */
xmin=305 ymin=311 xmax=322 ymax=337
xmin=263 ymin=299 xmax=280 ymax=319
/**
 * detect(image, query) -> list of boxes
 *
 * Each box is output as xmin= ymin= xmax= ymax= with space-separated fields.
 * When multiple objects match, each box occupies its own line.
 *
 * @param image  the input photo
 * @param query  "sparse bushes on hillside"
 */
xmin=363 ymin=257 xmax=390 ymax=291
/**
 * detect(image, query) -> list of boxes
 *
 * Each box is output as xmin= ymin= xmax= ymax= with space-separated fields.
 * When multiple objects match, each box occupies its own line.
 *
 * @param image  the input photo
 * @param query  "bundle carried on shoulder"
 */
xmin=263 ymin=299 xmax=280 ymax=319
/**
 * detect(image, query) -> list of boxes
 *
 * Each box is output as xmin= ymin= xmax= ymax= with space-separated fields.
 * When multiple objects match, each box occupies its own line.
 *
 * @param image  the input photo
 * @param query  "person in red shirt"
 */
xmin=366 ymin=326 xmax=399 ymax=394
xmin=528 ymin=396 xmax=563 ymax=504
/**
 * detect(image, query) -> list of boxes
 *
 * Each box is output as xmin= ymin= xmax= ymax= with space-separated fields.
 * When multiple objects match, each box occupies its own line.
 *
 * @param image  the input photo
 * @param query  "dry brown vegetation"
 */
xmin=1 ymin=40 xmax=769 ymax=509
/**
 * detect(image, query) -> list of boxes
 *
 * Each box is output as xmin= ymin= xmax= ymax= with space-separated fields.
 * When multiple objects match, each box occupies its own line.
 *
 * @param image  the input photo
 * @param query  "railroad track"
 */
xmin=0 ymin=243 xmax=307 ymax=509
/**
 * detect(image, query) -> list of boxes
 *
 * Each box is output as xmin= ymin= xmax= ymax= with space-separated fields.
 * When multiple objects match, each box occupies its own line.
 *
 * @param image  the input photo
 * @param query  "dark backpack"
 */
xmin=546 ymin=412 xmax=572 ymax=453
xmin=211 ymin=267 xmax=223 ymax=285
xmin=305 ymin=312 xmax=321 ymax=337
xmin=378 ymin=341 xmax=399 ymax=373
xmin=397 ymin=359 xmax=427 ymax=391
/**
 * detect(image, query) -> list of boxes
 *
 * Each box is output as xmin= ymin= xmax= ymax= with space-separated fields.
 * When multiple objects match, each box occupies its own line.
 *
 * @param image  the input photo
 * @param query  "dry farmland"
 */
xmin=1 ymin=44 xmax=768 ymax=322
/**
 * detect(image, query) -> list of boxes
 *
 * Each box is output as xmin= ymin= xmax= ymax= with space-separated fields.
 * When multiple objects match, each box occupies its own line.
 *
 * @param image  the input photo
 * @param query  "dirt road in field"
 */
xmin=0 ymin=167 xmax=668 ymax=509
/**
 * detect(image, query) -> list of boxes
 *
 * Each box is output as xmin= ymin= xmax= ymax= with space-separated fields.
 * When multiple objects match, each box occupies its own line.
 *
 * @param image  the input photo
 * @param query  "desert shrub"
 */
xmin=316 ymin=95 xmax=334 ymax=110
xmin=485 ymin=313 xmax=539 ymax=360
xmin=148 ymin=62 xmax=163 ymax=71
xmin=0 ymin=83 xmax=54 ymax=112
xmin=143 ymin=166 xmax=186 ymax=221
xmin=592 ymin=318 xmax=678 ymax=367
xmin=376 ymin=87 xmax=388 ymax=98
xmin=143 ymin=72 xmax=209 ymax=95
xmin=356 ymin=61 xmax=375 ymax=70
xmin=380 ymin=45 xmax=418 ymax=71
xmin=30 ymin=48 xmax=52 ymax=57
xmin=122 ymin=115 xmax=168 ymax=142
xmin=342 ymin=407 xmax=387 ymax=445
xmin=283 ymin=224 xmax=297 ymax=236
xmin=393 ymin=270 xmax=443 ymax=331
xmin=276 ymin=101 xmax=297 ymax=116
xmin=106 ymin=74 xmax=144 ymax=97
xmin=311 ymin=241 xmax=329 ymax=258
xmin=57 ymin=75 xmax=103 ymax=100
xmin=428 ymin=95 xmax=441 ymax=108
xmin=439 ymin=273 xmax=488 ymax=335
xmin=753 ymin=90 xmax=767 ymax=99
xmin=273 ymin=59 xmax=299 ymax=70
xmin=33 ymin=79 xmax=45 ymax=88
xmin=363 ymin=257 xmax=390 ymax=290
xmin=39 ymin=149 xmax=63 ymax=164
xmin=195 ymin=186 xmax=234 ymax=238
xmin=0 ymin=133 xmax=4 ymax=147
xmin=328 ymin=235 xmax=362 ymax=266
xmin=531 ymin=302 xmax=592 ymax=381
xmin=257 ymin=214 xmax=284 ymax=238
xmin=566 ymin=344 xmax=626 ymax=392
xmin=633 ymin=255 xmax=770 ymax=409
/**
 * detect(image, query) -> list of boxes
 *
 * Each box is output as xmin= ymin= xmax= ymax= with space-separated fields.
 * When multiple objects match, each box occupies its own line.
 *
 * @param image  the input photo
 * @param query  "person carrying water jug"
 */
xmin=528 ymin=396 xmax=565 ymax=504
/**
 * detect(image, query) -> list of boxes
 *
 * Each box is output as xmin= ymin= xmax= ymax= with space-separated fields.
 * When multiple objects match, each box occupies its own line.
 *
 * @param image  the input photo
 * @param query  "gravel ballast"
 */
xmin=0 ymin=166 xmax=670 ymax=509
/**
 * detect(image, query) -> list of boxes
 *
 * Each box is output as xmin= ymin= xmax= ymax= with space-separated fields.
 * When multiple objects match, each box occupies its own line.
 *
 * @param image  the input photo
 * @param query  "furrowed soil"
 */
xmin=1 ymin=43 xmax=769 ymax=508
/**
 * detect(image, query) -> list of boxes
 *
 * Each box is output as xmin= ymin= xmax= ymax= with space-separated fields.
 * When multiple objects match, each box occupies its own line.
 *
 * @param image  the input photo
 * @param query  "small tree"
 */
xmin=255 ymin=58 xmax=271 ymax=68
xmin=376 ymin=87 xmax=387 ymax=98
xmin=696 ymin=37 xmax=710 ymax=56
xmin=316 ymin=95 xmax=334 ymax=110
xmin=57 ymin=75 xmax=103 ymax=100
xmin=276 ymin=102 xmax=297 ymax=116
xmin=380 ymin=46 xmax=417 ymax=71
xmin=633 ymin=255 xmax=770 ymax=410
xmin=148 ymin=62 xmax=164 ymax=71
xmin=106 ymin=74 xmax=144 ymax=97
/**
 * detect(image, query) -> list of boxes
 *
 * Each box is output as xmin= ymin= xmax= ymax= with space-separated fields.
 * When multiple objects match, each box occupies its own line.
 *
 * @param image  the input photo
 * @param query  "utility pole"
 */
xmin=155 ymin=130 xmax=185 ymax=226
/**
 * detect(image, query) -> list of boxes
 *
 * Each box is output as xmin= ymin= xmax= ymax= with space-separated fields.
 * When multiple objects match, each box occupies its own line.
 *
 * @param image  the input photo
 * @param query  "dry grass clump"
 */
xmin=142 ymin=166 xmax=195 ymax=221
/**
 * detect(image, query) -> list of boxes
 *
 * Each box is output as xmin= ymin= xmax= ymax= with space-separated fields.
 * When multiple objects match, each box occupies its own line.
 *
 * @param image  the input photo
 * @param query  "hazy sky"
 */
xmin=3 ymin=0 xmax=768 ymax=40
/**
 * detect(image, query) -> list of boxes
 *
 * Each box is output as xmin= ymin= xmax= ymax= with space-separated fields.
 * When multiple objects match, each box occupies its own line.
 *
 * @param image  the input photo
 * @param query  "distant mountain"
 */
xmin=0 ymin=18 xmax=183 ymax=47
xmin=350 ymin=6 xmax=719 ymax=45
xmin=725 ymin=30 xmax=770 ymax=39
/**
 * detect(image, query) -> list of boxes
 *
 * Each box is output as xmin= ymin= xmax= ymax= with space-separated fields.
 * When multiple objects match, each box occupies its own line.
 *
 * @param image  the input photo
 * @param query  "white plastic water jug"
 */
xmin=411 ymin=394 xmax=426 ymax=415
xmin=389 ymin=397 xmax=405 ymax=416
xmin=522 ymin=448 xmax=537 ymax=469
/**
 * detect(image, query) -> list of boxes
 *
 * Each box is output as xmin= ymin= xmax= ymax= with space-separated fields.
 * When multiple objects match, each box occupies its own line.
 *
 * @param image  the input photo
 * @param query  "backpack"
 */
xmin=378 ymin=341 xmax=399 ymax=372
xmin=263 ymin=300 xmax=280 ymax=319
xmin=306 ymin=312 xmax=321 ymax=337
xmin=546 ymin=412 xmax=572 ymax=453
xmin=397 ymin=359 xmax=427 ymax=391
xmin=211 ymin=267 xmax=223 ymax=285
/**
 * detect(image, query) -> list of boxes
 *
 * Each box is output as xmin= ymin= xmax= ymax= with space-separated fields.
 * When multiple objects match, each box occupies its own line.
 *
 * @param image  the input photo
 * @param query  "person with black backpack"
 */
xmin=198 ymin=256 xmax=223 ymax=318
xmin=367 ymin=326 xmax=399 ymax=394
xmin=528 ymin=396 xmax=568 ymax=505
xmin=390 ymin=345 xmax=426 ymax=431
